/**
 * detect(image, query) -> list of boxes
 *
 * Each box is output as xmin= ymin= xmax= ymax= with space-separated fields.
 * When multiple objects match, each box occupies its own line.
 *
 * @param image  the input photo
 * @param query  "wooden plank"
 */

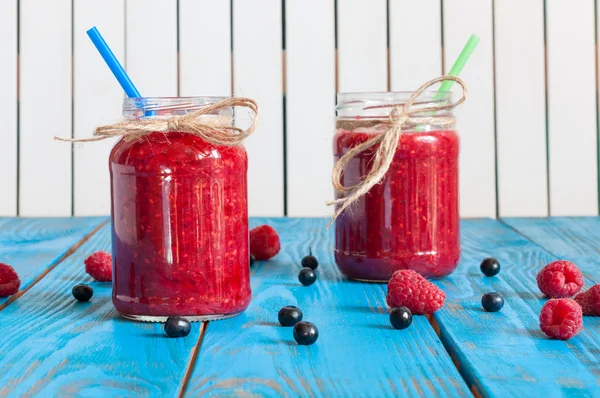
xmin=503 ymin=217 xmax=600 ymax=278
xmin=0 ymin=217 xmax=106 ymax=307
xmin=337 ymin=0 xmax=387 ymax=92
xmin=432 ymin=219 xmax=600 ymax=396
xmin=0 ymin=0 xmax=17 ymax=216
xmin=0 ymin=223 xmax=202 ymax=397
xmin=285 ymin=0 xmax=336 ymax=217
xmin=19 ymin=0 xmax=72 ymax=216
xmin=73 ymin=1 xmax=124 ymax=216
xmin=179 ymin=0 xmax=231 ymax=96
xmin=126 ymin=0 xmax=178 ymax=96
xmin=389 ymin=0 xmax=442 ymax=90
xmin=494 ymin=0 xmax=548 ymax=217
xmin=233 ymin=0 xmax=284 ymax=216
xmin=442 ymin=0 xmax=496 ymax=218
xmin=547 ymin=0 xmax=598 ymax=216
xmin=185 ymin=218 xmax=470 ymax=397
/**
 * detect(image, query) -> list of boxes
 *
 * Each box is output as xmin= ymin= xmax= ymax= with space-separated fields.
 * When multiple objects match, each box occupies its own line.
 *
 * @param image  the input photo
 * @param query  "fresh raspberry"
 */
xmin=536 ymin=260 xmax=583 ymax=298
xmin=539 ymin=298 xmax=583 ymax=340
xmin=84 ymin=251 xmax=112 ymax=282
xmin=386 ymin=270 xmax=446 ymax=314
xmin=249 ymin=225 xmax=280 ymax=260
xmin=0 ymin=263 xmax=21 ymax=297
xmin=575 ymin=285 xmax=600 ymax=315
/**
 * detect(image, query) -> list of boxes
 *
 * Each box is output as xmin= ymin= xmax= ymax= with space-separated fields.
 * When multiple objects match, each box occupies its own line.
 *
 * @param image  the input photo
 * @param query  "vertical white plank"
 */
xmin=286 ymin=0 xmax=336 ymax=216
xmin=337 ymin=0 xmax=387 ymax=92
xmin=547 ymin=0 xmax=598 ymax=215
xmin=233 ymin=0 xmax=284 ymax=216
xmin=179 ymin=0 xmax=231 ymax=96
xmin=20 ymin=0 xmax=72 ymax=216
xmin=443 ymin=0 xmax=496 ymax=218
xmin=495 ymin=0 xmax=548 ymax=217
xmin=126 ymin=0 xmax=178 ymax=96
xmin=389 ymin=0 xmax=442 ymax=90
xmin=0 ymin=0 xmax=17 ymax=216
xmin=73 ymin=1 xmax=124 ymax=216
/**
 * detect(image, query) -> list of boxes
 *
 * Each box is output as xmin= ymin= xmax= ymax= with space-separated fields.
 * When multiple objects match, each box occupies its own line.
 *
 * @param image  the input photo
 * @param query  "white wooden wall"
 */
xmin=1 ymin=0 xmax=598 ymax=218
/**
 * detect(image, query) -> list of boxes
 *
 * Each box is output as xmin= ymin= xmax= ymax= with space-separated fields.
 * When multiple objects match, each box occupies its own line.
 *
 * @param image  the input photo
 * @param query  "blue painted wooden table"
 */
xmin=0 ymin=217 xmax=599 ymax=397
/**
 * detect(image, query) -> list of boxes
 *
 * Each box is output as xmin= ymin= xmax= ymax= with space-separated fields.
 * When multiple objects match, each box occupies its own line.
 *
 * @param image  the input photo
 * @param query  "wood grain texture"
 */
xmin=494 ymin=0 xmax=548 ymax=217
xmin=442 ymin=0 xmax=496 ymax=218
xmin=232 ymin=0 xmax=284 ymax=216
xmin=0 ymin=0 xmax=17 ymax=216
xmin=547 ymin=0 xmax=598 ymax=216
xmin=285 ymin=0 xmax=336 ymax=217
xmin=503 ymin=217 xmax=600 ymax=281
xmin=185 ymin=218 xmax=469 ymax=397
xmin=0 ymin=223 xmax=202 ymax=397
xmin=19 ymin=0 xmax=73 ymax=216
xmin=0 ymin=217 xmax=105 ymax=307
xmin=433 ymin=219 xmax=600 ymax=397
xmin=73 ymin=1 xmax=124 ymax=216
xmin=337 ymin=0 xmax=387 ymax=92
xmin=389 ymin=0 xmax=442 ymax=90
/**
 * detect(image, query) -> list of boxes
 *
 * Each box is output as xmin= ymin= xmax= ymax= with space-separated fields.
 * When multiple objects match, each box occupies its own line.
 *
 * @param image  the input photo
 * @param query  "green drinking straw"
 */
xmin=435 ymin=34 xmax=480 ymax=98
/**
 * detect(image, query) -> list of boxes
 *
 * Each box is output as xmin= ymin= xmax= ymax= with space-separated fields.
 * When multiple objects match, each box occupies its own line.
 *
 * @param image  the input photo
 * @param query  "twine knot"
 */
xmin=55 ymin=97 xmax=259 ymax=146
xmin=327 ymin=75 xmax=467 ymax=228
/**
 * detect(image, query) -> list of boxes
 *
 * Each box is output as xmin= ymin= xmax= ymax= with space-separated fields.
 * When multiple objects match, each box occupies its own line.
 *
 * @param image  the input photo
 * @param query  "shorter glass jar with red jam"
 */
xmin=110 ymin=97 xmax=251 ymax=321
xmin=333 ymin=91 xmax=460 ymax=281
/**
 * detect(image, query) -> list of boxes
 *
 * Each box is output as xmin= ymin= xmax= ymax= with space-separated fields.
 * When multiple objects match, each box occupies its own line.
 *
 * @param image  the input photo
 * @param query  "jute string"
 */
xmin=327 ymin=76 xmax=467 ymax=228
xmin=55 ymin=97 xmax=259 ymax=146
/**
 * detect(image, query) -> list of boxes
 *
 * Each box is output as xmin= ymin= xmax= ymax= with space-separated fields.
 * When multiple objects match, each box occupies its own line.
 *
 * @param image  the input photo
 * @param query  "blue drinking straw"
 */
xmin=86 ymin=26 xmax=141 ymax=98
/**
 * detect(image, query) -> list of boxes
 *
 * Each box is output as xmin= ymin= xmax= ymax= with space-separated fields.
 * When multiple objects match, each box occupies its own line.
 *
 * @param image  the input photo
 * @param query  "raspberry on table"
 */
xmin=539 ymin=298 xmax=583 ymax=340
xmin=84 ymin=251 xmax=112 ymax=282
xmin=536 ymin=260 xmax=583 ymax=298
xmin=0 ymin=263 xmax=21 ymax=297
xmin=575 ymin=285 xmax=600 ymax=316
xmin=386 ymin=269 xmax=446 ymax=315
xmin=249 ymin=225 xmax=281 ymax=261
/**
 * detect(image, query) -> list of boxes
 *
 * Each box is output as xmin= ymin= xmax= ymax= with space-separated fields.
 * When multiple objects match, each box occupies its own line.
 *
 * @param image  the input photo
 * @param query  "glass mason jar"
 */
xmin=333 ymin=91 xmax=460 ymax=281
xmin=110 ymin=97 xmax=251 ymax=321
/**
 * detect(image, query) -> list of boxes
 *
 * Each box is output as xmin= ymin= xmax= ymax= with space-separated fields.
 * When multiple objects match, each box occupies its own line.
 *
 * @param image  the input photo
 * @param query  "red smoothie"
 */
xmin=333 ymin=128 xmax=460 ymax=280
xmin=110 ymin=132 xmax=251 ymax=321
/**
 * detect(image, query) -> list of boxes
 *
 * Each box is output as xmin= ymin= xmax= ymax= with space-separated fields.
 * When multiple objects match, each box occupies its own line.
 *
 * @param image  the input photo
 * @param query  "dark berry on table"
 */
xmin=480 ymin=258 xmax=500 ymax=277
xmin=250 ymin=254 xmax=256 ymax=267
xmin=278 ymin=305 xmax=303 ymax=326
xmin=72 ymin=284 xmax=93 ymax=302
xmin=293 ymin=321 xmax=319 ymax=345
xmin=481 ymin=292 xmax=504 ymax=312
xmin=164 ymin=316 xmax=192 ymax=338
xmin=389 ymin=307 xmax=412 ymax=330
xmin=298 ymin=268 xmax=317 ymax=286
xmin=301 ymin=247 xmax=319 ymax=270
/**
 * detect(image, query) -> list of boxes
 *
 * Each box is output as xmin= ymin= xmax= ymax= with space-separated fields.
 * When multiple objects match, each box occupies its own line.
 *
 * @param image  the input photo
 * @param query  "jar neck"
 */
xmin=122 ymin=97 xmax=233 ymax=122
xmin=336 ymin=91 xmax=453 ymax=119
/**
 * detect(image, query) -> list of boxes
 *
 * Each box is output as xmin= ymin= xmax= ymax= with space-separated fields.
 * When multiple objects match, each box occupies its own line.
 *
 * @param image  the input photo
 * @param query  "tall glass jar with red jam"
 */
xmin=110 ymin=97 xmax=251 ymax=321
xmin=333 ymin=91 xmax=460 ymax=281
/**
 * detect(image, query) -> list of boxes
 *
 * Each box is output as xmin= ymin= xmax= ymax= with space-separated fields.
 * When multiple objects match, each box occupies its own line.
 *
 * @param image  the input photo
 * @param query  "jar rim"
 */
xmin=123 ymin=96 xmax=233 ymax=117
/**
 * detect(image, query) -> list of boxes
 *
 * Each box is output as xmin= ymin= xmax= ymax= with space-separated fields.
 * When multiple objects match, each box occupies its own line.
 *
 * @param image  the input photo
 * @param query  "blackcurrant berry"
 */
xmin=293 ymin=321 xmax=319 ymax=345
xmin=72 ymin=284 xmax=93 ymax=302
xmin=480 ymin=258 xmax=500 ymax=277
xmin=298 ymin=268 xmax=317 ymax=286
xmin=481 ymin=292 xmax=504 ymax=312
xmin=389 ymin=307 xmax=412 ymax=330
xmin=164 ymin=316 xmax=192 ymax=338
xmin=278 ymin=306 xmax=303 ymax=326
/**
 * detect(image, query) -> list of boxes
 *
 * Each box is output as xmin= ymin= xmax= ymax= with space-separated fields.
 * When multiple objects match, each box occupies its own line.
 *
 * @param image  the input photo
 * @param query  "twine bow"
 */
xmin=327 ymin=76 xmax=467 ymax=228
xmin=55 ymin=97 xmax=259 ymax=146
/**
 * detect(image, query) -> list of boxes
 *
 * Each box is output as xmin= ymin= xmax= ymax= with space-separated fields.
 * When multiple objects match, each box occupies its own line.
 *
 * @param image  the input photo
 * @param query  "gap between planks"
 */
xmin=177 ymin=321 xmax=209 ymax=398
xmin=0 ymin=219 xmax=108 ymax=312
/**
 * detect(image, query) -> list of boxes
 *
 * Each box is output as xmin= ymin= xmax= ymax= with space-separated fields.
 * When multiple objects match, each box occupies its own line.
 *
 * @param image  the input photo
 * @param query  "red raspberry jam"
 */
xmin=333 ymin=128 xmax=460 ymax=280
xmin=110 ymin=125 xmax=251 ymax=321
